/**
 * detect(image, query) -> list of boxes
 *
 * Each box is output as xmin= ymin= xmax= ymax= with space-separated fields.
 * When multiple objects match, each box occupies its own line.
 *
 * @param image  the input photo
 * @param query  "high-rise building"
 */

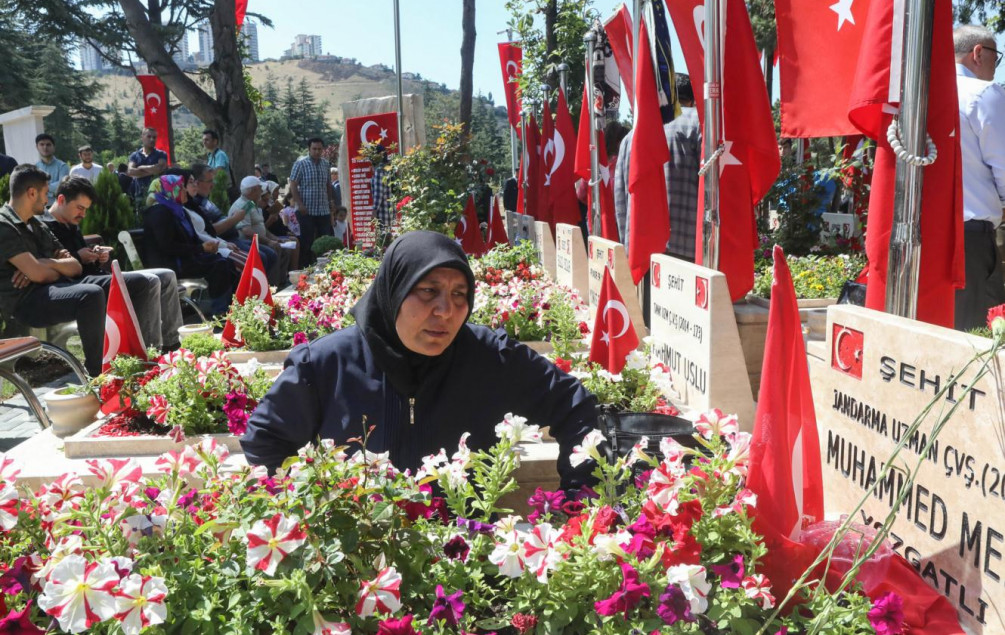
xmin=241 ymin=20 xmax=259 ymax=62
xmin=79 ymin=40 xmax=119 ymax=72
xmin=286 ymin=34 xmax=323 ymax=58
xmin=171 ymin=31 xmax=190 ymax=68
xmin=197 ymin=20 xmax=214 ymax=66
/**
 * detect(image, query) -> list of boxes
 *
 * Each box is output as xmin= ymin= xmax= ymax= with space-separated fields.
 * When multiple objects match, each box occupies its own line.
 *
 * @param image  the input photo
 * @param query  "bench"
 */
xmin=0 ymin=336 xmax=88 ymax=429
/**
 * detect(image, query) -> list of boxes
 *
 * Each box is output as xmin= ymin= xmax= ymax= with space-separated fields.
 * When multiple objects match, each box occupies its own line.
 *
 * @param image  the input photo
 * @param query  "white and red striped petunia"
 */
xmin=86 ymin=458 xmax=143 ymax=491
xmin=694 ymin=409 xmax=739 ymax=440
xmin=312 ymin=610 xmax=351 ymax=635
xmin=0 ymin=482 xmax=17 ymax=531
xmin=245 ymin=513 xmax=307 ymax=576
xmin=355 ymin=566 xmax=402 ymax=617
xmin=146 ymin=394 xmax=170 ymax=425
xmin=741 ymin=574 xmax=775 ymax=609
xmin=154 ymin=446 xmax=201 ymax=476
xmin=0 ymin=453 xmax=19 ymax=482
xmin=646 ymin=461 xmax=685 ymax=513
xmin=37 ymin=555 xmax=121 ymax=633
xmin=522 ymin=522 xmax=561 ymax=582
xmin=114 ymin=573 xmax=168 ymax=635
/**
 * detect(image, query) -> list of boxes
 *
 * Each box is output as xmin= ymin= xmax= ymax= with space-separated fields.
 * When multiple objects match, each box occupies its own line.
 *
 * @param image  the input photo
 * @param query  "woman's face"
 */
xmin=395 ymin=267 xmax=469 ymax=356
xmin=185 ymin=176 xmax=198 ymax=199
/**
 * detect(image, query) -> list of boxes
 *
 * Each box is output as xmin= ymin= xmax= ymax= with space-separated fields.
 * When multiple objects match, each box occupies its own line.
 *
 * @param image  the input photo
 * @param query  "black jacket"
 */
xmin=241 ymin=323 xmax=598 ymax=489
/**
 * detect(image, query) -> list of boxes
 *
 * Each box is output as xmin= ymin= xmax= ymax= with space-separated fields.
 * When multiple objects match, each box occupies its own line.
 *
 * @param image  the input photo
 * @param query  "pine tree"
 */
xmin=106 ymin=102 xmax=139 ymax=158
xmin=81 ymin=168 xmax=136 ymax=262
xmin=210 ymin=169 xmax=230 ymax=212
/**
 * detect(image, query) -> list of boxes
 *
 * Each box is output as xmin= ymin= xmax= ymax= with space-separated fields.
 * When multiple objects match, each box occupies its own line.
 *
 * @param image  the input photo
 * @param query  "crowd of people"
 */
xmin=0 ymin=127 xmax=352 ymax=377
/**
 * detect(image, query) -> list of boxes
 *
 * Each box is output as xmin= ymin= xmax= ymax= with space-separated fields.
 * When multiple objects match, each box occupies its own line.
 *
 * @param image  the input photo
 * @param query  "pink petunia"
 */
xmin=145 ymin=394 xmax=170 ymax=425
xmin=154 ymin=446 xmax=201 ymax=476
xmin=86 ymin=458 xmax=143 ymax=491
xmin=0 ymin=483 xmax=17 ymax=531
xmin=245 ymin=513 xmax=308 ymax=576
xmin=868 ymin=592 xmax=905 ymax=635
xmin=694 ymin=409 xmax=739 ymax=440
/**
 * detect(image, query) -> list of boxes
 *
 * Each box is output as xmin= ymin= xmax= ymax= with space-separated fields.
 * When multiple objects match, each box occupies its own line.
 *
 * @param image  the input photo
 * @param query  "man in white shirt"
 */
xmin=69 ymin=145 xmax=103 ymax=183
xmin=954 ymin=25 xmax=1005 ymax=331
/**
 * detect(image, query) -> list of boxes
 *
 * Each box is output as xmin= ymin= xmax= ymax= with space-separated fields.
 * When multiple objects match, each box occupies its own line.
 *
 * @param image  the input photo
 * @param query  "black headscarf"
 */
xmin=349 ymin=231 xmax=476 ymax=397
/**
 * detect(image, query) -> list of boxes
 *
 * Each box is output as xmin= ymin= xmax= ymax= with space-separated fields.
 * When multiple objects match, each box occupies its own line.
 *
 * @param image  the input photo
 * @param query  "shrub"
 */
xmin=180 ymin=332 xmax=225 ymax=358
xmin=310 ymin=234 xmax=344 ymax=256
xmin=79 ymin=168 xmax=135 ymax=261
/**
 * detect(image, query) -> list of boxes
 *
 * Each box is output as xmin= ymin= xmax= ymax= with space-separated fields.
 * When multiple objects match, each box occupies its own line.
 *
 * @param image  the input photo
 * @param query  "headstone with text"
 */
xmin=506 ymin=211 xmax=520 ymax=245
xmin=649 ymin=255 xmax=754 ymax=427
xmin=587 ymin=236 xmax=646 ymax=337
xmin=555 ymin=223 xmax=589 ymax=300
xmin=343 ymin=112 xmax=399 ymax=250
xmin=534 ymin=221 xmax=557 ymax=279
xmin=809 ymin=304 xmax=1005 ymax=634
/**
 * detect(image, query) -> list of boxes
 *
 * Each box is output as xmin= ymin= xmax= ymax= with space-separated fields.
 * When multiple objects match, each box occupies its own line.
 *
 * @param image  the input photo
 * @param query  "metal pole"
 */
xmin=701 ymin=0 xmax=723 ymax=270
xmin=886 ymin=0 xmax=935 ymax=319
xmin=632 ymin=0 xmax=643 ymax=116
xmin=392 ymin=0 xmax=405 ymax=149
xmin=585 ymin=31 xmax=602 ymax=234
xmin=520 ymin=109 xmax=530 ymax=216
xmin=557 ymin=63 xmax=569 ymax=95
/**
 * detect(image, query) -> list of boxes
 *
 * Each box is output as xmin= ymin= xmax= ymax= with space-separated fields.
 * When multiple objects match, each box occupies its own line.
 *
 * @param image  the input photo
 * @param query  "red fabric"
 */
xmin=235 ymin=0 xmax=248 ymax=28
xmin=665 ymin=0 xmax=705 ymax=115
xmin=849 ymin=0 xmax=963 ymax=327
xmin=539 ymin=101 xmax=555 ymax=227
xmin=102 ymin=260 xmax=147 ymax=373
xmin=516 ymin=142 xmax=526 ymax=215
xmin=498 ymin=43 xmax=523 ymax=132
xmin=136 ymin=75 xmax=171 ymax=163
xmin=486 ymin=195 xmax=508 ymax=248
xmin=589 ymin=267 xmax=640 ymax=373
xmin=524 ymin=115 xmax=544 ymax=220
xmin=456 ymin=194 xmax=487 ymax=256
xmin=574 ymin=83 xmax=592 ymax=186
xmin=672 ymin=0 xmax=779 ymax=301
xmin=548 ymin=88 xmax=580 ymax=229
xmin=748 ymin=246 xmax=824 ymax=544
xmin=867 ymin=555 xmax=966 ymax=635
xmin=222 ymin=235 xmax=274 ymax=347
xmin=627 ymin=21 xmax=670 ymax=285
xmin=775 ymin=0 xmax=871 ymax=137
xmin=603 ymin=4 xmax=635 ymax=107
xmin=575 ymin=85 xmax=618 ymax=241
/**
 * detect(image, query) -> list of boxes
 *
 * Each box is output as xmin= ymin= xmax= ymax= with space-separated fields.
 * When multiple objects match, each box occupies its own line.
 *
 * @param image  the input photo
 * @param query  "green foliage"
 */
xmin=752 ymin=253 xmax=866 ymax=300
xmin=254 ymin=107 xmax=300 ymax=183
xmin=956 ymin=0 xmax=1005 ymax=32
xmin=310 ymin=235 xmax=343 ymax=256
xmin=0 ymin=175 xmax=8 ymax=204
xmin=763 ymin=154 xmax=826 ymax=256
xmin=104 ymin=102 xmax=139 ymax=158
xmin=280 ymin=76 xmax=337 ymax=147
xmin=746 ymin=0 xmax=777 ymax=53
xmin=210 ymin=167 xmax=230 ymax=211
xmin=172 ymin=125 xmax=206 ymax=167
xmin=476 ymin=240 xmax=541 ymax=269
xmin=424 ymin=86 xmax=512 ymax=182
xmin=227 ymin=297 xmax=291 ymax=351
xmin=180 ymin=332 xmax=225 ymax=358
xmin=79 ymin=168 xmax=135 ymax=257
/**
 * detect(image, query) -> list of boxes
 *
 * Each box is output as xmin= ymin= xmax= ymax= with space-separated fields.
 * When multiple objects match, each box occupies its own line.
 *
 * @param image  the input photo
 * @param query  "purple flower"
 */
xmin=657 ymin=584 xmax=695 ymax=626
xmin=288 ymin=293 xmax=303 ymax=309
xmin=527 ymin=488 xmax=565 ymax=523
xmin=593 ymin=562 xmax=650 ymax=618
xmin=868 ymin=592 xmax=905 ymax=635
xmin=634 ymin=468 xmax=654 ymax=489
xmin=0 ymin=557 xmax=30 ymax=595
xmin=443 ymin=535 xmax=470 ymax=562
xmin=0 ymin=601 xmax=46 ymax=634
xmin=428 ymin=585 xmax=465 ymax=627
xmin=293 ymin=331 xmax=308 ymax=346
xmin=456 ymin=517 xmax=494 ymax=535
xmin=176 ymin=488 xmax=197 ymax=508
xmin=223 ymin=392 xmax=250 ymax=435
xmin=711 ymin=554 xmax=745 ymax=588
xmin=143 ymin=486 xmax=161 ymax=501
xmin=377 ymin=615 xmax=421 ymax=635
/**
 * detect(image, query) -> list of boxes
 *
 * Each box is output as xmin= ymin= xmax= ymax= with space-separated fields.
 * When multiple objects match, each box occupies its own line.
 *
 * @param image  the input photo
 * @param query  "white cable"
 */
xmin=697 ymin=144 xmax=726 ymax=177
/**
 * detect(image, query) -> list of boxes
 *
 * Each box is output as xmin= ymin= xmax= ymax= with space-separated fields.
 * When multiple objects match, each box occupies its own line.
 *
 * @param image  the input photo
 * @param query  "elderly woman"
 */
xmin=142 ymin=174 xmax=236 ymax=316
xmin=241 ymin=231 xmax=597 ymax=489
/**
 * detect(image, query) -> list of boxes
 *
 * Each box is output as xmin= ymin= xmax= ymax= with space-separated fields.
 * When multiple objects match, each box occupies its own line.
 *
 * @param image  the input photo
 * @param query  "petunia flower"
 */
xmin=312 ymin=610 xmax=351 ymax=635
xmin=154 ymin=446 xmax=201 ymax=476
xmin=0 ymin=600 xmax=46 ymax=634
xmin=626 ymin=436 xmax=652 ymax=465
xmin=646 ymin=461 xmax=685 ymax=513
xmin=377 ymin=614 xmax=420 ymax=635
xmin=526 ymin=488 xmax=565 ymax=524
xmin=356 ymin=566 xmax=403 ymax=617
xmin=488 ymin=531 xmax=527 ymax=578
xmin=245 ymin=513 xmax=308 ymax=576
xmin=868 ymin=591 xmax=905 ymax=635
xmin=494 ymin=413 xmax=543 ymax=445
xmin=0 ymin=484 xmax=17 ymax=531
xmin=0 ymin=454 xmax=19 ymax=482
xmin=145 ymin=394 xmax=170 ymax=425
xmin=741 ymin=574 xmax=775 ymax=610
xmin=37 ymin=555 xmax=120 ymax=633
xmin=113 ymin=574 xmax=168 ymax=635
xmin=522 ymin=523 xmax=561 ymax=583
xmin=85 ymin=458 xmax=143 ymax=491
xmin=428 ymin=585 xmax=465 ymax=627
xmin=694 ymin=409 xmax=739 ymax=440
xmin=666 ymin=564 xmax=711 ymax=615
xmin=569 ymin=429 xmax=606 ymax=467
xmin=594 ymin=562 xmax=650 ymax=618
xmin=443 ymin=535 xmax=470 ymax=562
xmin=710 ymin=554 xmax=745 ymax=588
xmin=656 ymin=584 xmax=695 ymax=626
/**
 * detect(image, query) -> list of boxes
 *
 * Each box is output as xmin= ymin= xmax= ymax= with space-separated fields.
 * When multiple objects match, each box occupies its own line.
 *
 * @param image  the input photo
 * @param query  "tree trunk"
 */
xmin=118 ymin=0 xmax=257 ymax=177
xmin=459 ymin=0 xmax=476 ymax=134
xmin=544 ymin=0 xmax=558 ymax=94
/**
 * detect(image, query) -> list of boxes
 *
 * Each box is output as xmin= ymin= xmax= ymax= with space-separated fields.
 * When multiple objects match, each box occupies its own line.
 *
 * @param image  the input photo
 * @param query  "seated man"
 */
xmin=229 ymin=176 xmax=291 ymax=285
xmin=0 ymin=165 xmax=104 ymax=376
xmin=44 ymin=177 xmax=183 ymax=352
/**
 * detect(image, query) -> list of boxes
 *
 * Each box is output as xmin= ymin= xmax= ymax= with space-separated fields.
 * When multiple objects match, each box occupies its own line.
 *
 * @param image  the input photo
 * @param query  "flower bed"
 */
xmin=751 ymin=253 xmax=865 ymax=301
xmin=0 ymin=412 xmax=891 ymax=633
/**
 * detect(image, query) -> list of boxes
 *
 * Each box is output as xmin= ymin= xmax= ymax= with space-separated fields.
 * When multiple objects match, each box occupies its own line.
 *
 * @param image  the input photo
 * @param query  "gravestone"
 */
xmin=555 ymin=223 xmax=589 ymax=300
xmin=518 ymin=215 xmax=536 ymax=244
xmin=649 ymin=255 xmax=754 ymax=428
xmin=587 ymin=236 xmax=646 ymax=337
xmin=506 ymin=211 xmax=521 ymax=245
xmin=809 ymin=304 xmax=1005 ymax=634
xmin=534 ymin=221 xmax=557 ymax=279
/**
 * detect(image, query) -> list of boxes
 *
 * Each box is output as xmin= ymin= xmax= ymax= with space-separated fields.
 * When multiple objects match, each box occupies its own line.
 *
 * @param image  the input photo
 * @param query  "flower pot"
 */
xmin=178 ymin=323 xmax=213 ymax=338
xmin=224 ymin=348 xmax=292 ymax=365
xmin=522 ymin=340 xmax=554 ymax=355
xmin=42 ymin=387 xmax=101 ymax=438
xmin=288 ymin=270 xmax=305 ymax=286
xmin=596 ymin=411 xmax=701 ymax=463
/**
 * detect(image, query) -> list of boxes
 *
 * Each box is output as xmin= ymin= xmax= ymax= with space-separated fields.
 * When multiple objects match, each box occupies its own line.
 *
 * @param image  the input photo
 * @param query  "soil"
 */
xmin=14 ymin=351 xmax=75 ymax=387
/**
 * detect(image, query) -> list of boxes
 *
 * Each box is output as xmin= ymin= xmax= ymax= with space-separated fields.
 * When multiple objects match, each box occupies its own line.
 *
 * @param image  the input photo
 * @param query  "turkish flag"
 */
xmin=456 ymin=194 xmax=486 ymax=256
xmin=776 ymin=0 xmax=871 ymax=137
xmin=235 ymin=0 xmax=248 ymax=28
xmin=575 ymin=85 xmax=620 ymax=241
xmin=670 ymin=0 xmax=780 ymax=301
xmin=102 ymin=260 xmax=147 ymax=373
xmin=627 ymin=21 xmax=670 ymax=285
xmin=665 ymin=0 xmax=705 ymax=115
xmin=486 ymin=195 xmax=509 ymax=249
xmin=548 ymin=88 xmax=580 ymax=229
xmin=137 ymin=75 xmax=171 ymax=163
xmin=498 ymin=43 xmax=523 ymax=132
xmin=747 ymin=245 xmax=824 ymax=543
xmin=520 ymin=115 xmax=544 ymax=219
xmin=538 ymin=101 xmax=555 ymax=227
xmin=222 ymin=235 xmax=274 ymax=347
xmin=589 ymin=267 xmax=640 ymax=373
xmin=603 ymin=4 xmax=634 ymax=108
xmin=849 ymin=0 xmax=963 ymax=327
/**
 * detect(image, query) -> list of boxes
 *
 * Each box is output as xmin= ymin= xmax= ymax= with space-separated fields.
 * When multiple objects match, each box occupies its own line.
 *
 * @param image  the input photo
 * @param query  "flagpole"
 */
xmin=585 ymin=30 xmax=602 ymax=234
xmin=392 ymin=0 xmax=405 ymax=148
xmin=520 ymin=108 xmax=530 ymax=215
xmin=885 ymin=0 xmax=936 ymax=319
xmin=499 ymin=28 xmax=520 ymax=179
xmin=701 ymin=0 xmax=724 ymax=270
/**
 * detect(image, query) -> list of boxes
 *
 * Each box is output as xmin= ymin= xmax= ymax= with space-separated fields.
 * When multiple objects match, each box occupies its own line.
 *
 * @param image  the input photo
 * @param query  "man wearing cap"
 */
xmin=69 ymin=146 xmax=103 ymax=183
xmin=228 ymin=176 xmax=290 ymax=285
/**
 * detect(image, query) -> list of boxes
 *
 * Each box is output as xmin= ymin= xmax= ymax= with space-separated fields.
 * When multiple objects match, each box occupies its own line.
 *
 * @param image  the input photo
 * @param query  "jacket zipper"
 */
xmin=409 ymin=397 xmax=415 ymax=425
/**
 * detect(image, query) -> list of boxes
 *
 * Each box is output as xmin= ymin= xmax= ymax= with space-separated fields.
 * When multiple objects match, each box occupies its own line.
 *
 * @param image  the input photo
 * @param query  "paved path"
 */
xmin=0 ymin=372 xmax=76 ymax=452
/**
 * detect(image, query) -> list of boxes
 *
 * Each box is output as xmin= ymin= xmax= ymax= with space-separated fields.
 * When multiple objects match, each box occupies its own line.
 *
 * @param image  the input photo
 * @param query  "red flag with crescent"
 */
xmin=539 ymin=101 xmax=555 ymax=227
xmin=498 ymin=42 xmax=523 ymax=132
xmin=603 ymin=4 xmax=635 ymax=107
xmin=589 ymin=267 xmax=640 ymax=374
xmin=548 ymin=88 xmax=580 ymax=230
xmin=102 ymin=260 xmax=147 ymax=374
xmin=456 ymin=194 xmax=486 ymax=256
xmin=137 ymin=75 xmax=171 ymax=163
xmin=235 ymin=0 xmax=248 ymax=29
xmin=222 ymin=235 xmax=273 ymax=347
xmin=486 ymin=195 xmax=509 ymax=249
xmin=575 ymin=85 xmax=619 ymax=241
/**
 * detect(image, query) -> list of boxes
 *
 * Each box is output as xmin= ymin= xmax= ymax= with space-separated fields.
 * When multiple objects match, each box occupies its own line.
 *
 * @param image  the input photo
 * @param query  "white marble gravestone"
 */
xmin=518 ymin=215 xmax=536 ymax=244
xmin=534 ymin=221 xmax=557 ymax=279
xmin=809 ymin=304 xmax=1005 ymax=634
xmin=649 ymin=255 xmax=755 ymax=429
xmin=0 ymin=106 xmax=54 ymax=163
xmin=587 ymin=236 xmax=646 ymax=337
xmin=555 ymin=223 xmax=589 ymax=300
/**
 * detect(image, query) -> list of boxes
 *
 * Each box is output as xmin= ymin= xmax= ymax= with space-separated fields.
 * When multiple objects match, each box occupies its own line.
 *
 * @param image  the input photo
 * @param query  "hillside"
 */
xmin=93 ymin=57 xmax=444 ymax=131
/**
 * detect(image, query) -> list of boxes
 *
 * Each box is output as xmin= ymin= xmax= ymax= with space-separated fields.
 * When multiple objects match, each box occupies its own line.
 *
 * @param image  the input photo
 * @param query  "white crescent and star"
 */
xmin=505 ymin=60 xmax=519 ymax=80
xmin=829 ymin=0 xmax=856 ymax=31
xmin=103 ymin=316 xmax=121 ymax=364
xmin=250 ymin=268 xmax=270 ymax=302
xmin=719 ymin=141 xmax=742 ymax=177
xmin=360 ymin=121 xmax=378 ymax=144
xmin=833 ymin=327 xmax=853 ymax=371
xmin=693 ymin=6 xmax=706 ymax=53
xmin=543 ymin=132 xmax=566 ymax=185
xmin=145 ymin=92 xmax=162 ymax=114
xmin=600 ymin=300 xmax=630 ymax=344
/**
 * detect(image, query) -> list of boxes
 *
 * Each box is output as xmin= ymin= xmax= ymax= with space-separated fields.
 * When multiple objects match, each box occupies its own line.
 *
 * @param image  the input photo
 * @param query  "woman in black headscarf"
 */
xmin=241 ymin=231 xmax=597 ymax=489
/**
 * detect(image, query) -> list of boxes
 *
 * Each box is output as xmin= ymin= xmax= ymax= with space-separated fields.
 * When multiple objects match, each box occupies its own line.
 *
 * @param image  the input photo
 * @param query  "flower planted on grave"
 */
xmin=0 ymin=412 xmax=890 ymax=633
xmin=752 ymin=253 xmax=865 ymax=301
xmin=565 ymin=345 xmax=680 ymax=417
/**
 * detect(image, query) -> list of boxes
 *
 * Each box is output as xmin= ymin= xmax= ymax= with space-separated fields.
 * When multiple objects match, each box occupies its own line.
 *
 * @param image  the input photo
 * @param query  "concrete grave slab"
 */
xmin=587 ymin=236 xmax=647 ymax=337
xmin=555 ymin=223 xmax=589 ymax=300
xmin=534 ymin=221 xmax=557 ymax=279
